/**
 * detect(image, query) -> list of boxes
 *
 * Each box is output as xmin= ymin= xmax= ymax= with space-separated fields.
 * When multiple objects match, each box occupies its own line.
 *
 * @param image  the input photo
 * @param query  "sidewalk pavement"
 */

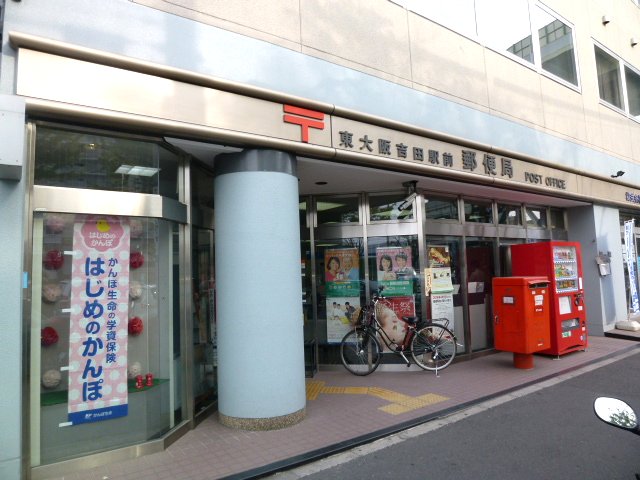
xmin=44 ymin=335 xmax=639 ymax=480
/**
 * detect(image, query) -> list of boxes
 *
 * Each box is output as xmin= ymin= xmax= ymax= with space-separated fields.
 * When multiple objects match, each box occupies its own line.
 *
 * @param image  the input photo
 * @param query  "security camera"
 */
xmin=398 ymin=192 xmax=417 ymax=211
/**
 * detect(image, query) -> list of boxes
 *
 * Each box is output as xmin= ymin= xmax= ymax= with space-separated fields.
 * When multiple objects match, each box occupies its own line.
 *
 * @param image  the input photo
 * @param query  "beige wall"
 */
xmin=133 ymin=0 xmax=640 ymax=164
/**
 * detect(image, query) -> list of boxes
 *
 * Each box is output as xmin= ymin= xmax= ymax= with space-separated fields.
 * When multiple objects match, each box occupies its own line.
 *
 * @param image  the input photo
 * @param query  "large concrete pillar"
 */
xmin=214 ymin=149 xmax=305 ymax=429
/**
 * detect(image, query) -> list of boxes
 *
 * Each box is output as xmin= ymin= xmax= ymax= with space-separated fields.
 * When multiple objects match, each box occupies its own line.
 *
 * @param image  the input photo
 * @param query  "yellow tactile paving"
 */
xmin=305 ymin=380 xmax=449 ymax=415
xmin=305 ymin=380 xmax=325 ymax=400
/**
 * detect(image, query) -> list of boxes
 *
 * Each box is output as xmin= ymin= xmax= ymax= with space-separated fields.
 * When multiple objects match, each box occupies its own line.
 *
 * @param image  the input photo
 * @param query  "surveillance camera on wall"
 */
xmin=398 ymin=192 xmax=417 ymax=211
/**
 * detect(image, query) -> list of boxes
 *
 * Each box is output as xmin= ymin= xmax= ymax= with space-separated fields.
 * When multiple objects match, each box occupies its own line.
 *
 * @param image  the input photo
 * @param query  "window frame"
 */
xmin=423 ymin=194 xmax=461 ymax=223
xmin=398 ymin=0 xmax=581 ymax=92
xmin=314 ymin=194 xmax=362 ymax=227
xmin=594 ymin=41 xmax=640 ymax=122
xmin=366 ymin=191 xmax=417 ymax=224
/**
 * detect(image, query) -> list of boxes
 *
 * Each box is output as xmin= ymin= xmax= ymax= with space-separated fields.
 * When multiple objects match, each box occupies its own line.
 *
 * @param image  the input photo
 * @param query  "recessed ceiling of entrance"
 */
xmin=165 ymin=137 xmax=589 ymax=208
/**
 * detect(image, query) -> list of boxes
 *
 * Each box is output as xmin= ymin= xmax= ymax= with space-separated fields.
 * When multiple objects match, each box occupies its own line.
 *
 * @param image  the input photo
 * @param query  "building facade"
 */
xmin=1 ymin=0 xmax=640 ymax=478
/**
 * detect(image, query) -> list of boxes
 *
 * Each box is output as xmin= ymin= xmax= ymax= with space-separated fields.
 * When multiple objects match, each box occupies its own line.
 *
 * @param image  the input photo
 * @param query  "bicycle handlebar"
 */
xmin=372 ymin=285 xmax=385 ymax=301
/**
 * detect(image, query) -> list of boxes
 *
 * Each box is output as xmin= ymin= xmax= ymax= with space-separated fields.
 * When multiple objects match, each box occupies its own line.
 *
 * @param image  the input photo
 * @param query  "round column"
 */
xmin=214 ymin=149 xmax=305 ymax=429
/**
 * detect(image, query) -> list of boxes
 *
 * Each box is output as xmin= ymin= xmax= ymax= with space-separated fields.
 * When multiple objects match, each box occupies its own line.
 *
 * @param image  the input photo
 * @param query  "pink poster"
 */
xmin=68 ymin=216 xmax=130 ymax=424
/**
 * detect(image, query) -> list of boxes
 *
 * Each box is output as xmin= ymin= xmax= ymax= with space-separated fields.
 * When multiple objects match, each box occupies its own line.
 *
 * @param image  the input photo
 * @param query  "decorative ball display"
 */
xmin=130 ymin=219 xmax=144 ymax=239
xmin=128 ymin=316 xmax=144 ymax=336
xmin=42 ymin=369 xmax=61 ymax=389
xmin=44 ymin=249 xmax=64 ymax=270
xmin=41 ymin=326 xmax=59 ymax=347
xmin=127 ymin=361 xmax=142 ymax=379
xmin=45 ymin=214 xmax=66 ymax=234
xmin=42 ymin=283 xmax=63 ymax=303
xmin=130 ymin=251 xmax=144 ymax=269
xmin=129 ymin=281 xmax=143 ymax=300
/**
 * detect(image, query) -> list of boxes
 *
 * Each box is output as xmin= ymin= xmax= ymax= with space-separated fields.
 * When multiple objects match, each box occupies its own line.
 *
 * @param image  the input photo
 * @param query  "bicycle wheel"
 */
xmin=411 ymin=324 xmax=456 ymax=371
xmin=340 ymin=327 xmax=382 ymax=376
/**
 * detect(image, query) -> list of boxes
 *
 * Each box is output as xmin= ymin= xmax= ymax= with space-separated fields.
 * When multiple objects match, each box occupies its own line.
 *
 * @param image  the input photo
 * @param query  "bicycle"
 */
xmin=339 ymin=287 xmax=457 ymax=376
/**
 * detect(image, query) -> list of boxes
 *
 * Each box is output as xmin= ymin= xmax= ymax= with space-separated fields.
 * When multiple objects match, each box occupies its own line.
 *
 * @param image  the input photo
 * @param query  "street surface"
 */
xmin=272 ymin=349 xmax=640 ymax=480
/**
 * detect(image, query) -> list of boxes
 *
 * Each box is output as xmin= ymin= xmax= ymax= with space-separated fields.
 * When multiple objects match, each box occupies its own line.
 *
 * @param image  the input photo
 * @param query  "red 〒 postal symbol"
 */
xmin=283 ymin=105 xmax=325 ymax=143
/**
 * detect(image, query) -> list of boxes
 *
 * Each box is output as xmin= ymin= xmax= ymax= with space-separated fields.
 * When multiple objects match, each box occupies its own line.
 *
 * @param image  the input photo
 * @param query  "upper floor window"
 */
xmin=595 ymin=44 xmax=640 ymax=119
xmin=595 ymin=45 xmax=623 ymax=110
xmin=477 ymin=1 xmax=578 ymax=87
xmin=396 ymin=0 xmax=579 ymax=88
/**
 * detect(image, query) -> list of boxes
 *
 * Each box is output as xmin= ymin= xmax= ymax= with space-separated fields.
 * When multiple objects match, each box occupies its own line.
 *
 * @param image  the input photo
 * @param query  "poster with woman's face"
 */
xmin=325 ymin=248 xmax=360 ymax=297
xmin=376 ymin=246 xmax=412 ymax=281
xmin=324 ymin=248 xmax=359 ymax=282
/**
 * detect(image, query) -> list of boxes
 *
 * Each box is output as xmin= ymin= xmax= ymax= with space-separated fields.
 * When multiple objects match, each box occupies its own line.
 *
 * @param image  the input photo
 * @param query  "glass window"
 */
xmin=425 ymin=196 xmax=459 ymax=221
xmin=625 ymin=66 xmax=640 ymax=118
xmin=464 ymin=199 xmax=493 ymax=224
xmin=315 ymin=238 xmax=364 ymax=364
xmin=190 ymin=163 xmax=214 ymax=209
xmin=31 ymin=213 xmax=182 ymax=465
xmin=534 ymin=5 xmax=577 ymax=85
xmin=368 ymin=235 xmax=422 ymax=350
xmin=549 ymin=208 xmax=565 ymax=229
xmin=299 ymin=198 xmax=308 ymax=229
xmin=424 ymin=238 xmax=465 ymax=351
xmin=477 ymin=0 xmax=534 ymax=64
xmin=35 ymin=126 xmax=180 ymax=200
xmin=316 ymin=195 xmax=359 ymax=225
xmin=525 ymin=206 xmax=548 ymax=227
xmin=497 ymin=204 xmax=522 ymax=225
xmin=369 ymin=193 xmax=414 ymax=222
xmin=596 ymin=46 xmax=623 ymax=110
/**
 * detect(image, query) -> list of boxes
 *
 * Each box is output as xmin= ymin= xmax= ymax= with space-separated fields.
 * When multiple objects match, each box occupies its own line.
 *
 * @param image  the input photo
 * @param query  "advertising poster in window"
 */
xmin=326 ymin=297 xmax=360 ymax=343
xmin=425 ymin=245 xmax=453 ymax=294
xmin=68 ymin=216 xmax=130 ymax=425
xmin=624 ymin=220 xmax=640 ymax=314
xmin=430 ymin=293 xmax=454 ymax=329
xmin=376 ymin=246 xmax=414 ymax=296
xmin=324 ymin=248 xmax=359 ymax=297
xmin=427 ymin=246 xmax=451 ymax=267
xmin=377 ymin=296 xmax=416 ymax=349
xmin=426 ymin=245 xmax=454 ymax=327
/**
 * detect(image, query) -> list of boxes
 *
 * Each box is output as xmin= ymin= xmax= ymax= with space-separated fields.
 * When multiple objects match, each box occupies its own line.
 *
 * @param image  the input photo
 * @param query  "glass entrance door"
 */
xmin=465 ymin=238 xmax=495 ymax=351
xmin=192 ymin=227 xmax=216 ymax=416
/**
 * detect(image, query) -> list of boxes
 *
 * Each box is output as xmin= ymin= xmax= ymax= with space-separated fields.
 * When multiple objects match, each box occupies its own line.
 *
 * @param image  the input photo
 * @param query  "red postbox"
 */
xmin=493 ymin=276 xmax=551 ymax=369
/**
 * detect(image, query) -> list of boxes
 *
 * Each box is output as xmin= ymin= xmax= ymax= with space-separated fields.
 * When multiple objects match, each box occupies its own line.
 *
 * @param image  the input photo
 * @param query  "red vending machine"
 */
xmin=510 ymin=241 xmax=587 ymax=356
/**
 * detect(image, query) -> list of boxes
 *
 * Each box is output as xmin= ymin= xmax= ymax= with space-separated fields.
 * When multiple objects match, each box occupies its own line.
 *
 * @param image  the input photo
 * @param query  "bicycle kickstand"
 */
xmin=399 ymin=350 xmax=411 ymax=367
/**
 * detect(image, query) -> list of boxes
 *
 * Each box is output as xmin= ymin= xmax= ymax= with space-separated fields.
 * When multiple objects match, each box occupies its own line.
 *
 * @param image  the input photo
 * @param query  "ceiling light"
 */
xmin=115 ymin=165 xmax=160 ymax=177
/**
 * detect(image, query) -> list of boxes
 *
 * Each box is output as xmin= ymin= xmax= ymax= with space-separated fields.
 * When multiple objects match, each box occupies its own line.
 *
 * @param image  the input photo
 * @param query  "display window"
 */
xmin=316 ymin=239 xmax=364 ymax=343
xmin=30 ymin=212 xmax=182 ymax=466
xmin=34 ymin=125 xmax=181 ymax=199
xmin=367 ymin=236 xmax=421 ymax=354
xmin=424 ymin=237 xmax=465 ymax=351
